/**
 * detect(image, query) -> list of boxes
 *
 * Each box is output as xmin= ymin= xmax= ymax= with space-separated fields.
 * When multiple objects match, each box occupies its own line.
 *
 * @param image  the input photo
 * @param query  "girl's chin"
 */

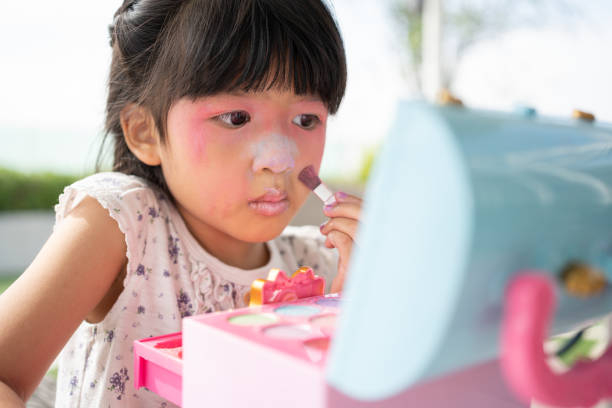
xmin=238 ymin=219 xmax=291 ymax=243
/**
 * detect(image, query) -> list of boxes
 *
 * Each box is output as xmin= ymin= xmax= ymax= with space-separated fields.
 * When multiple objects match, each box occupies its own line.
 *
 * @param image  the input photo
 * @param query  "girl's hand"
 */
xmin=320 ymin=191 xmax=363 ymax=293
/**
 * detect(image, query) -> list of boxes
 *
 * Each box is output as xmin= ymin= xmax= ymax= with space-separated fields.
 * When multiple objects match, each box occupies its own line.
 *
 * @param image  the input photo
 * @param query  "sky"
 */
xmin=453 ymin=1 xmax=612 ymax=120
xmin=0 ymin=1 xmax=611 ymax=179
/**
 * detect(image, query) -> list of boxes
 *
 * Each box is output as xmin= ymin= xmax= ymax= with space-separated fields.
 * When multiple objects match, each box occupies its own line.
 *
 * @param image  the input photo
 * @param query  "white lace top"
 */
xmin=53 ymin=172 xmax=338 ymax=407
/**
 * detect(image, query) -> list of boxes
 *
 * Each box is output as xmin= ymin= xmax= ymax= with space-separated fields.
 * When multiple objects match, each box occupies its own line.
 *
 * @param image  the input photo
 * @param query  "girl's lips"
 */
xmin=248 ymin=199 xmax=290 ymax=216
xmin=248 ymin=189 xmax=289 ymax=216
xmin=249 ymin=189 xmax=288 ymax=202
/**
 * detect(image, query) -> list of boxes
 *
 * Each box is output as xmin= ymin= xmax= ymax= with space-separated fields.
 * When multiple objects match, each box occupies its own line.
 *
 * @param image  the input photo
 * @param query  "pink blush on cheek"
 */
xmin=188 ymin=131 xmax=207 ymax=161
xmin=167 ymin=99 xmax=210 ymax=161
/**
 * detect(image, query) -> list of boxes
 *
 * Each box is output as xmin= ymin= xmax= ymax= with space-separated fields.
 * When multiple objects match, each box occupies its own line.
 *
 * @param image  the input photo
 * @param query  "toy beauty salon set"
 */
xmin=135 ymin=101 xmax=612 ymax=407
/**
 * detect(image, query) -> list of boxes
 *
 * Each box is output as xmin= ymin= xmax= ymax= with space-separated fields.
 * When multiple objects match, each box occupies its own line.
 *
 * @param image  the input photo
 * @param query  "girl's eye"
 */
xmin=292 ymin=114 xmax=321 ymax=130
xmin=216 ymin=111 xmax=250 ymax=128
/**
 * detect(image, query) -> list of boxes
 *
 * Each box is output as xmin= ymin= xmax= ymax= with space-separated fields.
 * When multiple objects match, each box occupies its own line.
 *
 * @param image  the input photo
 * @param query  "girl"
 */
xmin=0 ymin=0 xmax=362 ymax=406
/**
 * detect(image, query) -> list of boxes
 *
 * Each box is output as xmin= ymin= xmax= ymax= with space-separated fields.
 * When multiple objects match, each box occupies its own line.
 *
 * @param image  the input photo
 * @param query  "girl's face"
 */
xmin=159 ymin=89 xmax=328 ymax=245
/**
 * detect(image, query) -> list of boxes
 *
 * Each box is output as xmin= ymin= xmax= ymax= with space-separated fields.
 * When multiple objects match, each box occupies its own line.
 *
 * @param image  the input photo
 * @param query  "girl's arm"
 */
xmin=0 ymin=196 xmax=127 ymax=404
xmin=0 ymin=382 xmax=25 ymax=408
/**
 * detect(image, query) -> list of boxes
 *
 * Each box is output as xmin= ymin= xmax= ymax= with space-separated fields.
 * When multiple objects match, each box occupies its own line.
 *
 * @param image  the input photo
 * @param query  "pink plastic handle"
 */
xmin=501 ymin=272 xmax=612 ymax=407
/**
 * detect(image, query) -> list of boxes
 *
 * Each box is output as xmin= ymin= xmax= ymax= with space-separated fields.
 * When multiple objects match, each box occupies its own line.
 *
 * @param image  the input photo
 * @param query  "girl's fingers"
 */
xmin=325 ymin=230 xmax=353 ymax=293
xmin=334 ymin=191 xmax=362 ymax=204
xmin=331 ymin=270 xmax=346 ymax=293
xmin=320 ymin=217 xmax=359 ymax=242
xmin=320 ymin=192 xmax=363 ymax=292
xmin=323 ymin=201 xmax=361 ymax=221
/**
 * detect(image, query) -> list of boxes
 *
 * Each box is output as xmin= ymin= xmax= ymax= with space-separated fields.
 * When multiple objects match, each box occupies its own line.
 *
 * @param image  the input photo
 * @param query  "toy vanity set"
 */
xmin=135 ymin=101 xmax=612 ymax=407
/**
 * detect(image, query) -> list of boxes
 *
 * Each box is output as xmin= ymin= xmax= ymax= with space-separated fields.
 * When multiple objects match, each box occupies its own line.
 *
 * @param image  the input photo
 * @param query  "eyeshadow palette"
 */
xmin=134 ymin=293 xmax=341 ymax=407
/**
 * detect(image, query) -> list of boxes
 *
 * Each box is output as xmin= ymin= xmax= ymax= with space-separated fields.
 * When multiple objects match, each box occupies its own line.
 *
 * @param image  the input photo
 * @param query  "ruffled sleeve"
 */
xmin=54 ymin=172 xmax=162 ymax=288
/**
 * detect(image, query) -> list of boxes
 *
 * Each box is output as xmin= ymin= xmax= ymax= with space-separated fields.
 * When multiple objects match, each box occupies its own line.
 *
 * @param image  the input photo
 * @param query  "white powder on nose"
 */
xmin=250 ymin=133 xmax=298 ymax=173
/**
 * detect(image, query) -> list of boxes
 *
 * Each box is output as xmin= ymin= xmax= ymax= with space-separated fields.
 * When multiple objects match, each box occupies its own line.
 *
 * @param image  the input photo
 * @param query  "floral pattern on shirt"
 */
xmin=108 ymin=367 xmax=130 ymax=400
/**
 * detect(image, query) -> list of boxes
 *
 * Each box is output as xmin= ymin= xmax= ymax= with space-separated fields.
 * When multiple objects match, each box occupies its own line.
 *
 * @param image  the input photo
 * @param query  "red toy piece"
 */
xmin=249 ymin=266 xmax=326 ymax=306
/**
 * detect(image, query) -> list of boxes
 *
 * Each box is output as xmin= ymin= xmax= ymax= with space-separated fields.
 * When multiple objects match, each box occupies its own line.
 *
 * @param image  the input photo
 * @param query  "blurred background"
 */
xmin=1 ymin=0 xmax=612 ymax=280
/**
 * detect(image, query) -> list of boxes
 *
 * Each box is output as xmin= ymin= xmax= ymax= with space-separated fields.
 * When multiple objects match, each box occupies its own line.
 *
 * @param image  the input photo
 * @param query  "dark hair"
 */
xmin=100 ymin=0 xmax=347 ymax=195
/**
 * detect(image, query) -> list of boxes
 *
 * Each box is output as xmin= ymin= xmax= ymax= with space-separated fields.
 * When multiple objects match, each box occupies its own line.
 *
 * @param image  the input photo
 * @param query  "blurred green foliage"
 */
xmin=0 ymin=275 xmax=17 ymax=294
xmin=0 ymin=167 xmax=80 ymax=211
xmin=358 ymin=147 xmax=379 ymax=184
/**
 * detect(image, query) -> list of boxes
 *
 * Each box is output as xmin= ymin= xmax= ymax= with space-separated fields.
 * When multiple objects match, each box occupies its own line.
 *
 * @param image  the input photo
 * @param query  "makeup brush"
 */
xmin=298 ymin=165 xmax=336 ymax=205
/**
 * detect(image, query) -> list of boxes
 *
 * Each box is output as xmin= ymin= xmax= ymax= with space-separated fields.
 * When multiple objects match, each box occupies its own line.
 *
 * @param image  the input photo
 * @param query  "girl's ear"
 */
xmin=120 ymin=103 xmax=162 ymax=166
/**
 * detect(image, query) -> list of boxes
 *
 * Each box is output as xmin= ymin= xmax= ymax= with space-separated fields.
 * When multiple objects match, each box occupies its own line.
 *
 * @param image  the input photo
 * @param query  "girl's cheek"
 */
xmin=200 ymin=179 xmax=233 ymax=217
xmin=167 ymin=99 xmax=209 ymax=162
xmin=214 ymin=181 xmax=248 ymax=217
xmin=188 ymin=128 xmax=208 ymax=162
xmin=186 ymin=117 xmax=235 ymax=163
xmin=297 ymin=131 xmax=325 ymax=166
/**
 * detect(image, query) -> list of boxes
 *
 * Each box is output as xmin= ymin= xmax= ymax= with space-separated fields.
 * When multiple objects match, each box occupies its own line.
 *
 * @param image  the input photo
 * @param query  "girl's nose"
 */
xmin=251 ymin=133 xmax=297 ymax=174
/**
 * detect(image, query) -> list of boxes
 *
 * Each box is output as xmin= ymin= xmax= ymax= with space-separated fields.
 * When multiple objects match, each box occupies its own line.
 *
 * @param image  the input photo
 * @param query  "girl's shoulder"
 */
xmin=54 ymin=172 xmax=173 ymax=260
xmin=63 ymin=171 xmax=160 ymax=199
xmin=55 ymin=172 xmax=166 ymax=217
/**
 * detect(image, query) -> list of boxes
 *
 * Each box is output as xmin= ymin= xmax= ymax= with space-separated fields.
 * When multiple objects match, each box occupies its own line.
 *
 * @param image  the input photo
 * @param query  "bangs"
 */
xmin=152 ymin=0 xmax=346 ymax=114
